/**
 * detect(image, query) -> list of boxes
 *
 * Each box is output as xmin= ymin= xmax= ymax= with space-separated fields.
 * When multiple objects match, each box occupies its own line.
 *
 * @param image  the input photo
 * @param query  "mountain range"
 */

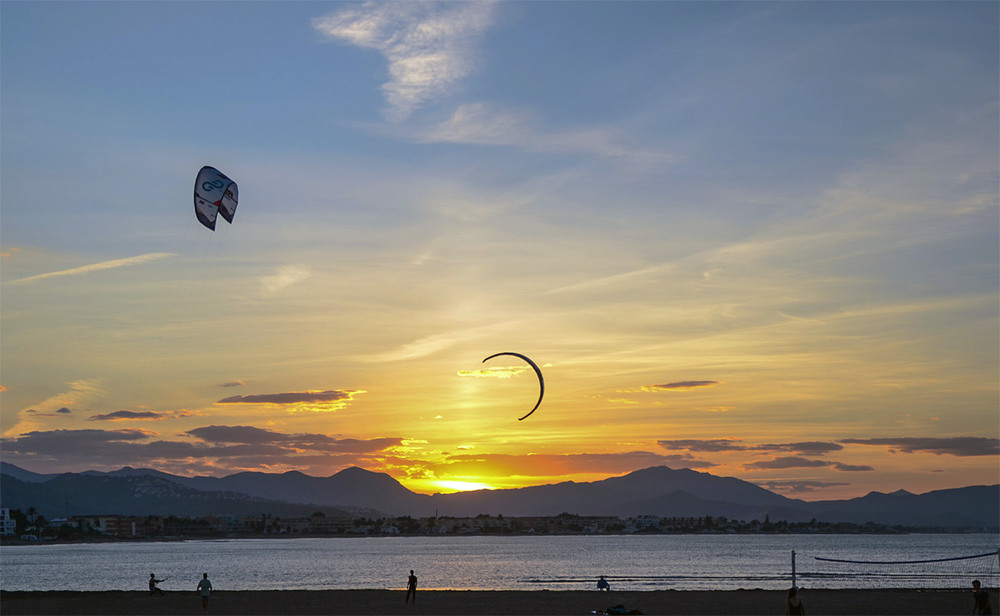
xmin=2 ymin=462 xmax=996 ymax=529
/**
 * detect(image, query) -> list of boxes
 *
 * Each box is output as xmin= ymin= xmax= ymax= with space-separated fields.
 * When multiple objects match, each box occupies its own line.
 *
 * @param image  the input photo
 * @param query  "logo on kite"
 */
xmin=193 ymin=166 xmax=239 ymax=231
xmin=482 ymin=352 xmax=545 ymax=421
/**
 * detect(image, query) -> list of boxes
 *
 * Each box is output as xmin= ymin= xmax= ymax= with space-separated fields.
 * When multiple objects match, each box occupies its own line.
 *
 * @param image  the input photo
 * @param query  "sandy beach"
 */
xmin=0 ymin=588 xmax=987 ymax=615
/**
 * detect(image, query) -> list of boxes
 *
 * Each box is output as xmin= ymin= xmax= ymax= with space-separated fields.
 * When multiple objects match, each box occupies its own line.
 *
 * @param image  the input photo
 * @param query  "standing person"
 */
xmin=197 ymin=573 xmax=213 ymax=611
xmin=405 ymin=569 xmax=417 ymax=603
xmin=149 ymin=573 xmax=165 ymax=596
xmin=973 ymin=580 xmax=993 ymax=615
xmin=785 ymin=587 xmax=804 ymax=615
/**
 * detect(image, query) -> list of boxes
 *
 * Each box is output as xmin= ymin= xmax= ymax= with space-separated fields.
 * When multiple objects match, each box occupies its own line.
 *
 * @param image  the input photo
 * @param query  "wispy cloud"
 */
xmin=458 ymin=366 xmax=530 ymax=379
xmin=314 ymin=1 xmax=499 ymax=121
xmin=8 ymin=379 xmax=106 ymax=436
xmin=546 ymin=264 xmax=674 ymax=295
xmin=365 ymin=321 xmax=523 ymax=362
xmin=841 ymin=437 xmax=999 ymax=457
xmin=6 ymin=253 xmax=175 ymax=285
xmin=408 ymin=102 xmax=680 ymax=166
xmin=259 ymin=265 xmax=311 ymax=297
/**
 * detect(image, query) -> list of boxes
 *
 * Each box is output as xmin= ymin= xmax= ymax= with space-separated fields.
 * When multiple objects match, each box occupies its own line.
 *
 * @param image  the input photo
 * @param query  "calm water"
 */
xmin=1 ymin=534 xmax=997 ymax=592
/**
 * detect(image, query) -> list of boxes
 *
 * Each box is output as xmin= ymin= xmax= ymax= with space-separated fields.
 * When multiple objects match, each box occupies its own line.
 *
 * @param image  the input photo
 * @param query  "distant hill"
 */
xmin=0 ymin=471 xmax=352 ymax=519
xmin=806 ymin=485 xmax=1000 ymax=528
xmin=424 ymin=465 xmax=808 ymax=518
xmin=0 ymin=462 xmax=55 ymax=483
xmin=1 ymin=462 xmax=996 ymax=529
xmin=155 ymin=466 xmax=426 ymax=515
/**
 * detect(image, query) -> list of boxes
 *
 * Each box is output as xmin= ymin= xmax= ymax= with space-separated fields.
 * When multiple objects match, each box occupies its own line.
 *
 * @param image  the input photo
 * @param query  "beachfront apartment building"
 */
xmin=0 ymin=508 xmax=16 ymax=535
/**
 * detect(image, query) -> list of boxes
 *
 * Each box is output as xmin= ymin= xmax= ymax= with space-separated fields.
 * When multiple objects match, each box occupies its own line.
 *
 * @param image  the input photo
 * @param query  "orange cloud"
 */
xmin=216 ymin=389 xmax=366 ymax=413
xmin=90 ymin=410 xmax=166 ymax=421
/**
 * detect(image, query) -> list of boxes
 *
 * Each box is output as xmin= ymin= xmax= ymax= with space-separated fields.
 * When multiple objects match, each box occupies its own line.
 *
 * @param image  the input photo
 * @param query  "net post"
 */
xmin=792 ymin=550 xmax=797 ymax=589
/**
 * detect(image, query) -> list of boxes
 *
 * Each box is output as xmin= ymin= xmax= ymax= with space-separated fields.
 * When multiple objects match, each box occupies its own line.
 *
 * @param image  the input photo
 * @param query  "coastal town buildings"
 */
xmin=0 ymin=508 xmax=15 ymax=536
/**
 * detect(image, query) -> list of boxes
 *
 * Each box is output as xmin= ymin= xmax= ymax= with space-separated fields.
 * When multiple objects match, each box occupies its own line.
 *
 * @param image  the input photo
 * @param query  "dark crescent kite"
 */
xmin=482 ymin=352 xmax=544 ymax=421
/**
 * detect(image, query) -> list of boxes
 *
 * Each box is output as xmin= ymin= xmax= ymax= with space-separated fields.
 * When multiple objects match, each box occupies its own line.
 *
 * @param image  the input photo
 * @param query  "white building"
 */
xmin=0 ymin=508 xmax=16 ymax=536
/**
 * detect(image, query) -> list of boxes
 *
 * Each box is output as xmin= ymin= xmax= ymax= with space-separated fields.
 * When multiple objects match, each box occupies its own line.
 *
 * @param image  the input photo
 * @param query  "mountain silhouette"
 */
xmin=0 ymin=470 xmax=352 ymax=519
xmin=1 ymin=462 xmax=995 ymax=528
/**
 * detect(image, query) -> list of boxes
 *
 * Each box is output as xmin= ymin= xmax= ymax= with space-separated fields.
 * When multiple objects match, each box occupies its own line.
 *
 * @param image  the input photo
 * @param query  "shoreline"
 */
xmin=0 ymin=529 xmax=955 ymax=547
xmin=3 ymin=529 xmax=996 ymax=550
xmin=1 ymin=588 xmax=988 ymax=615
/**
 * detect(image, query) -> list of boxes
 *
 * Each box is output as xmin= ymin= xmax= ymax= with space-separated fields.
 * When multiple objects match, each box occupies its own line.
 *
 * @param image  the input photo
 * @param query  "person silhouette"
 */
xmin=598 ymin=576 xmax=611 ymax=591
xmin=405 ymin=569 xmax=417 ymax=603
xmin=149 ymin=573 xmax=165 ymax=596
xmin=785 ymin=587 xmax=804 ymax=615
xmin=197 ymin=573 xmax=213 ymax=610
xmin=973 ymin=580 xmax=993 ymax=615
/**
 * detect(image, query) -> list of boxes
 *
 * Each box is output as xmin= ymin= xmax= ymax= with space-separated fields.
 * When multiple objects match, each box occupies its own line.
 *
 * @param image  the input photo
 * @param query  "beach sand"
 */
xmin=0 ymin=588 xmax=986 ymax=615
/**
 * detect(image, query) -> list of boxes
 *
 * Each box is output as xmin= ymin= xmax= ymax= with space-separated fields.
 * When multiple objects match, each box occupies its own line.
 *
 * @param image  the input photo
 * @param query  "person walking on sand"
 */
xmin=785 ymin=587 xmax=805 ymax=615
xmin=973 ymin=580 xmax=993 ymax=615
xmin=598 ymin=576 xmax=611 ymax=591
xmin=197 ymin=573 xmax=213 ymax=610
xmin=149 ymin=573 xmax=165 ymax=596
xmin=405 ymin=569 xmax=417 ymax=603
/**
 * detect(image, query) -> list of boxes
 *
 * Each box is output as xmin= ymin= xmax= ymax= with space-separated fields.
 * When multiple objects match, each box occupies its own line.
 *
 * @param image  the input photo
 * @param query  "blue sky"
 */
xmin=2 ymin=1 xmax=997 ymax=498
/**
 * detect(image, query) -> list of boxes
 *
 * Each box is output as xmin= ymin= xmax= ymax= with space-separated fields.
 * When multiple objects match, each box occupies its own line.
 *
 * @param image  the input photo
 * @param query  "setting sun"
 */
xmin=430 ymin=480 xmax=497 ymax=494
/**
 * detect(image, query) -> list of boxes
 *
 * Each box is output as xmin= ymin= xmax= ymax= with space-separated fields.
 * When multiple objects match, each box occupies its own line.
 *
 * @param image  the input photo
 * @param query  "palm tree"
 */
xmin=25 ymin=507 xmax=38 ymax=537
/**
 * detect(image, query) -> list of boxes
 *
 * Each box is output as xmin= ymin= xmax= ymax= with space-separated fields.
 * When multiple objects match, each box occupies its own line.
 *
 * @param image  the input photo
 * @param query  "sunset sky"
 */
xmin=2 ymin=1 xmax=997 ymax=500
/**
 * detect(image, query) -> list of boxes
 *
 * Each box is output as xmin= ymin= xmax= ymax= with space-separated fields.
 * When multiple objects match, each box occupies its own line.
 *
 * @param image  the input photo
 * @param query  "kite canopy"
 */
xmin=194 ymin=166 xmax=238 ymax=230
xmin=482 ymin=352 xmax=545 ymax=421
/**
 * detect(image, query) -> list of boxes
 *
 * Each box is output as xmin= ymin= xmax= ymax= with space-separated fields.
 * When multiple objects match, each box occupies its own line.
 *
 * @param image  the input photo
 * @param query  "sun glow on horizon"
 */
xmin=430 ymin=479 xmax=497 ymax=493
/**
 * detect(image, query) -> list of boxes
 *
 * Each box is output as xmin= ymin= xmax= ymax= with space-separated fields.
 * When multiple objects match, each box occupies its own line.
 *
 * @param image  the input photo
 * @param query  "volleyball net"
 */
xmin=795 ymin=550 xmax=1000 ymax=589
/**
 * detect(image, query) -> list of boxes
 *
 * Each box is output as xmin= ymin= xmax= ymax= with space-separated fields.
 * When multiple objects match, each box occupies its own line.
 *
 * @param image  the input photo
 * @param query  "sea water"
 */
xmin=1 ymin=534 xmax=996 ymax=592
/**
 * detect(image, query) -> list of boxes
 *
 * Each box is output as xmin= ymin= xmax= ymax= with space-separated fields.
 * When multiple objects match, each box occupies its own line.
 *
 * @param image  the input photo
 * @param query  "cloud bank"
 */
xmin=0 ymin=427 xmax=402 ymax=474
xmin=658 ymin=439 xmax=843 ymax=455
xmin=840 ymin=437 xmax=999 ymax=457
